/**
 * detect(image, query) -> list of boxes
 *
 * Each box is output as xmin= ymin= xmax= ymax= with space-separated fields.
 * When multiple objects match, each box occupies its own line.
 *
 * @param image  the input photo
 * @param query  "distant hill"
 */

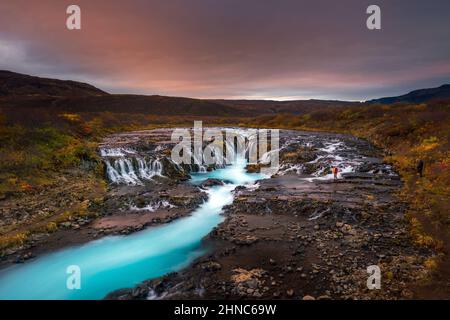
xmin=3 ymin=70 xmax=448 ymax=118
xmin=0 ymin=70 xmax=358 ymax=117
xmin=0 ymin=71 xmax=249 ymax=116
xmin=214 ymin=99 xmax=360 ymax=115
xmin=0 ymin=70 xmax=107 ymax=97
xmin=49 ymin=95 xmax=247 ymax=116
xmin=369 ymin=84 xmax=450 ymax=104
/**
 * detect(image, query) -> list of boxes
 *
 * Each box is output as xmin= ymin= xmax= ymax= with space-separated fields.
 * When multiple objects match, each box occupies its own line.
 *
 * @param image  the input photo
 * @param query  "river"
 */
xmin=0 ymin=155 xmax=264 ymax=299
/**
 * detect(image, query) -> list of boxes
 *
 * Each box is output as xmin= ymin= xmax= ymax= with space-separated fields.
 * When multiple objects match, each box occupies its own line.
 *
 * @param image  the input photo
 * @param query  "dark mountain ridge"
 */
xmin=1 ymin=70 xmax=448 ymax=118
xmin=369 ymin=84 xmax=450 ymax=104
xmin=0 ymin=70 xmax=357 ymax=117
xmin=0 ymin=70 xmax=108 ymax=97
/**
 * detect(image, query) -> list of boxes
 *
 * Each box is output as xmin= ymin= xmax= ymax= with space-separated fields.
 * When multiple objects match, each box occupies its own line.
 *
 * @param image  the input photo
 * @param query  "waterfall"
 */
xmin=104 ymin=157 xmax=164 ymax=185
xmin=259 ymin=149 xmax=279 ymax=164
xmin=101 ymin=128 xmax=270 ymax=183
xmin=191 ymin=148 xmax=207 ymax=173
xmin=105 ymin=161 xmax=122 ymax=183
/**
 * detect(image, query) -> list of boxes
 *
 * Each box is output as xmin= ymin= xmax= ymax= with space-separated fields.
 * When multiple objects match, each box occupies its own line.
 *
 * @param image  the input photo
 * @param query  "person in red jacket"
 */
xmin=332 ymin=167 xmax=339 ymax=180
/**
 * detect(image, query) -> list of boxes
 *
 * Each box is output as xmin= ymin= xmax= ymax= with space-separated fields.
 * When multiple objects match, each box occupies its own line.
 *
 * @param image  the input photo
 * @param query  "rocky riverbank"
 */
xmin=106 ymin=130 xmax=434 ymax=300
xmin=0 ymin=128 xmax=207 ymax=266
xmin=0 ymin=128 xmax=435 ymax=299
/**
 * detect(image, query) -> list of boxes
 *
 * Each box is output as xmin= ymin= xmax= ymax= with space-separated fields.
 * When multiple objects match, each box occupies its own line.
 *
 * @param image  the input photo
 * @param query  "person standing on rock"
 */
xmin=332 ymin=167 xmax=339 ymax=180
xmin=417 ymin=159 xmax=424 ymax=177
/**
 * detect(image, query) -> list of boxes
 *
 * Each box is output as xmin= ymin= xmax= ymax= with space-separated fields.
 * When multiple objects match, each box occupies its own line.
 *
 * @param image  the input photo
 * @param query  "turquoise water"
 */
xmin=0 ymin=158 xmax=263 ymax=300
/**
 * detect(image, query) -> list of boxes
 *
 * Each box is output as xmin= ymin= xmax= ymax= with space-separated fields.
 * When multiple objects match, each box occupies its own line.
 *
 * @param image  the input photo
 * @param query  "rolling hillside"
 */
xmin=369 ymin=84 xmax=450 ymax=104
xmin=1 ymin=71 xmax=357 ymax=117
xmin=0 ymin=70 xmax=107 ymax=97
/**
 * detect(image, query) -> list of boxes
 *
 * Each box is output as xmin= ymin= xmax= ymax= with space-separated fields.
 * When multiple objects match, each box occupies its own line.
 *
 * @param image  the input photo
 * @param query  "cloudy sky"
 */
xmin=0 ymin=0 xmax=449 ymax=100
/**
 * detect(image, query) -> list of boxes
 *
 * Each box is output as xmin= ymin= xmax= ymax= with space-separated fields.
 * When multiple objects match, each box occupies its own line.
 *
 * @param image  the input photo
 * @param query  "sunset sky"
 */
xmin=0 ymin=0 xmax=449 ymax=100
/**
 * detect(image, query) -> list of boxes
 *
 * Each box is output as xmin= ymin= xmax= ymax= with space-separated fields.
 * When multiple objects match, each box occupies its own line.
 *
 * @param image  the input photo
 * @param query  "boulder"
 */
xmin=200 ymin=178 xmax=224 ymax=188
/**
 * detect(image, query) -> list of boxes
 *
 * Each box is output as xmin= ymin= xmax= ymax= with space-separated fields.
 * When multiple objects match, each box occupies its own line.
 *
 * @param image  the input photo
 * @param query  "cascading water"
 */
xmin=0 ymin=130 xmax=265 ymax=300
xmin=105 ymin=157 xmax=164 ymax=185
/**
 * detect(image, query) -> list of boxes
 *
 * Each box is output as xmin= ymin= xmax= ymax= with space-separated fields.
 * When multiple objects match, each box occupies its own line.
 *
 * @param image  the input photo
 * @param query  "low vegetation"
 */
xmin=0 ymin=106 xmax=244 ymax=252
xmin=1 ymin=96 xmax=448 ymax=297
xmin=247 ymin=100 xmax=450 ymax=295
xmin=250 ymin=100 xmax=449 ymax=233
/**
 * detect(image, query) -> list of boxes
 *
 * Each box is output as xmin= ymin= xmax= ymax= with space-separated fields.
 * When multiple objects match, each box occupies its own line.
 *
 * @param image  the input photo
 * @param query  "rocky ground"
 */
xmin=0 ymin=179 xmax=206 ymax=264
xmin=106 ymin=130 xmax=434 ymax=300
xmin=0 ymin=170 xmax=105 ymax=262
xmin=0 ymin=128 xmax=435 ymax=299
xmin=0 ymin=128 xmax=206 ymax=265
